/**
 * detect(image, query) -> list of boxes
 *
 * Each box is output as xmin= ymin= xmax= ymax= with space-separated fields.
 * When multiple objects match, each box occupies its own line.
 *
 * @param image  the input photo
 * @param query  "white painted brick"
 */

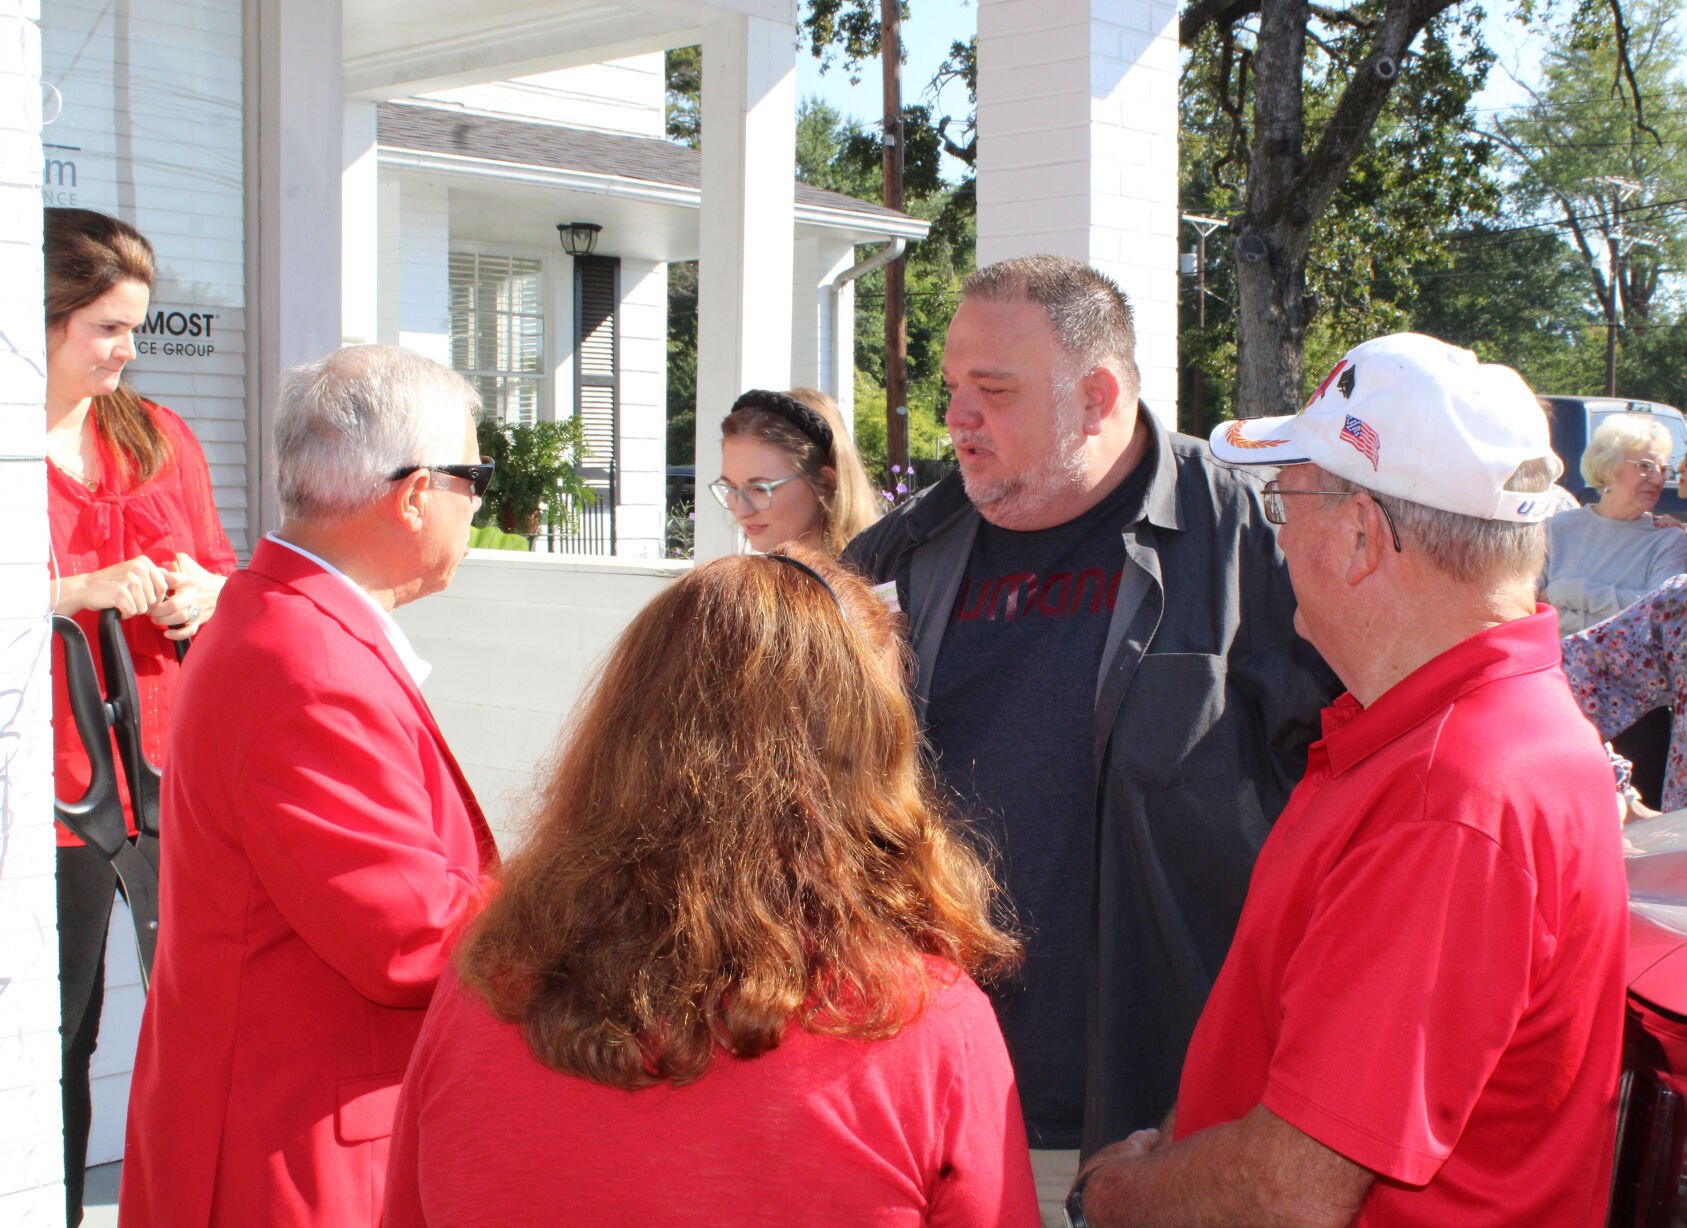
xmin=979 ymin=0 xmax=1179 ymax=423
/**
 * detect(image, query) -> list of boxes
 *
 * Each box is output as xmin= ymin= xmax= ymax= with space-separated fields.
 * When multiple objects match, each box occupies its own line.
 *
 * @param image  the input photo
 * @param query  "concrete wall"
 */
xmin=391 ymin=552 xmax=686 ymax=845
xmin=0 ymin=5 xmax=60 ymax=1218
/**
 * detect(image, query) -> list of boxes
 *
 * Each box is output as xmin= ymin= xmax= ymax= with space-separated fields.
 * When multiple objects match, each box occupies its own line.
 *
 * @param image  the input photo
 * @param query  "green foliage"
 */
xmin=467 ymin=524 xmax=532 ymax=551
xmin=798 ymin=0 xmax=903 ymax=78
xmin=666 ymin=260 xmax=698 ymax=466
xmin=1178 ymin=4 xmax=1500 ymax=430
xmin=475 ymin=415 xmax=594 ymax=535
xmin=851 ymin=367 xmax=951 ymax=493
xmin=665 ymin=47 xmax=702 ymax=148
xmin=665 ymin=500 xmax=696 ymax=560
xmin=1492 ymin=0 xmax=1687 ymax=330
xmin=1408 ymin=223 xmax=1604 ymax=394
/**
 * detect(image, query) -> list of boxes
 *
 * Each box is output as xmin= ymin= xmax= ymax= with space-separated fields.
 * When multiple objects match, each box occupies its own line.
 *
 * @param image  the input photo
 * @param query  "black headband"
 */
xmin=763 ymin=552 xmax=845 ymax=613
xmin=728 ymin=390 xmax=834 ymax=456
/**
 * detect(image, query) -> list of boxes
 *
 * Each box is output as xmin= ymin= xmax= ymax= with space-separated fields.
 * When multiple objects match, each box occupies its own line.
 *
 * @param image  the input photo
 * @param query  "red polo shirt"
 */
xmin=1175 ymin=608 xmax=1625 ymax=1226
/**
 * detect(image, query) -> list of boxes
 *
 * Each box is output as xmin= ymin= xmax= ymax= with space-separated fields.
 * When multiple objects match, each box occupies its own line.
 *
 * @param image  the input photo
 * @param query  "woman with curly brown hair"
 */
xmin=384 ymin=549 xmax=1036 ymax=1226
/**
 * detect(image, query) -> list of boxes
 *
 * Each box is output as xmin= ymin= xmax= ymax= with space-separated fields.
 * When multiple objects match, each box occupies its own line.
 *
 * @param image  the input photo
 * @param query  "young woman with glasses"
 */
xmin=43 ymin=207 xmax=236 ymax=1225
xmin=383 ymin=549 xmax=1037 ymax=1226
xmin=712 ymin=387 xmax=882 ymax=554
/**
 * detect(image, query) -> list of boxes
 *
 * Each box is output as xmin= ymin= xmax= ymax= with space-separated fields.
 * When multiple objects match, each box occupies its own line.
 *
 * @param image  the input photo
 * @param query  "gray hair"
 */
xmin=1324 ymin=458 xmax=1557 ymax=585
xmin=1582 ymin=413 xmax=1672 ymax=490
xmin=963 ymin=255 xmax=1141 ymax=400
xmin=276 ymin=345 xmax=481 ymax=521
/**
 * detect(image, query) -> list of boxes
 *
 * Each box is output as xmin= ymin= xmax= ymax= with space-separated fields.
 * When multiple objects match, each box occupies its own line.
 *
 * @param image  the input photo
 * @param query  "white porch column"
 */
xmin=248 ymin=0 xmax=344 ymax=537
xmin=375 ymin=176 xmax=450 ymax=365
xmin=976 ymin=0 xmax=1180 ymax=427
xmin=0 ymin=4 xmax=63 ymax=1221
xmin=342 ymin=100 xmax=379 ymax=347
xmin=692 ymin=13 xmax=796 ymax=562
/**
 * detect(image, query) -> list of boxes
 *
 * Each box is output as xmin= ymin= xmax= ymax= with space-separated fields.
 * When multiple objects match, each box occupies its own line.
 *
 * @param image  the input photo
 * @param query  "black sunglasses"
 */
xmin=389 ymin=456 xmax=495 ymax=498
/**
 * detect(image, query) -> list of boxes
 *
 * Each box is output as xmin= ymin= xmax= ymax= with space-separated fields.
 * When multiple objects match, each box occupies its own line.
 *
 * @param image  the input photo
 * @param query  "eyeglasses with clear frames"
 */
xmin=709 ymin=474 xmax=804 ymax=513
xmin=1623 ymin=457 xmax=1672 ymax=480
xmin=1262 ymin=479 xmax=1403 ymax=553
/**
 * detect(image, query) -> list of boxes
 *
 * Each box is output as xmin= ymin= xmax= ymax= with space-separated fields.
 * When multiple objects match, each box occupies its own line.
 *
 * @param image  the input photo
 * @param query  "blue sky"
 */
xmin=791 ymin=0 xmax=1683 ymax=176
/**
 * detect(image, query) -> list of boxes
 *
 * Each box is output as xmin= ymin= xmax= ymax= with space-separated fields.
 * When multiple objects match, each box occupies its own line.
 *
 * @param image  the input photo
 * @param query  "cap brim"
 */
xmin=1208 ymin=416 xmax=1310 ymax=466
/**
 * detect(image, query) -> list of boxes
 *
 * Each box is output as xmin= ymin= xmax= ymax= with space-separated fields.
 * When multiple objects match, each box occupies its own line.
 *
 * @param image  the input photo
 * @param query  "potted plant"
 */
xmin=474 ymin=414 xmax=595 ymax=539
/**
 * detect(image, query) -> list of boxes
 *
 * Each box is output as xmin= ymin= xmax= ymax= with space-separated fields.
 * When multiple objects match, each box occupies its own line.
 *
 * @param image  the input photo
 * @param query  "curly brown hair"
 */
xmin=456 ymin=548 xmax=1019 ymax=1089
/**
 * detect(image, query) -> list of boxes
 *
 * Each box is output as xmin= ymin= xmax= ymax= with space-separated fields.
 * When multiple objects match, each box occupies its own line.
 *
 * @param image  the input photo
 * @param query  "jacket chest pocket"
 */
xmin=1116 ymin=653 xmax=1235 ymax=790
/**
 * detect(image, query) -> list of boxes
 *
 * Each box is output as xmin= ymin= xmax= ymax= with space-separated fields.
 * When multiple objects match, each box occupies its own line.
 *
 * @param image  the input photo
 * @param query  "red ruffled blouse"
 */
xmin=49 ymin=399 xmax=237 ymax=847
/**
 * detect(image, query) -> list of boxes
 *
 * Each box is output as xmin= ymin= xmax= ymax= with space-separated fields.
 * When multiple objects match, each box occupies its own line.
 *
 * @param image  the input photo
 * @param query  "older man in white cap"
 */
xmin=1063 ymin=334 xmax=1628 ymax=1228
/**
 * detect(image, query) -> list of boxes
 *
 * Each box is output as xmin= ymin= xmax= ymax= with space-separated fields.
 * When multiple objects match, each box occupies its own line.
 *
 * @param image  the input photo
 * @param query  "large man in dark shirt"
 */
xmin=844 ymin=255 xmax=1333 ymax=1216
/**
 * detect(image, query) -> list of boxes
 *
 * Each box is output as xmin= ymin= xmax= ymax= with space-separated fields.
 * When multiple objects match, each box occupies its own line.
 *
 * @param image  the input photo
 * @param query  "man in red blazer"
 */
xmin=120 ymin=345 xmax=500 ymax=1227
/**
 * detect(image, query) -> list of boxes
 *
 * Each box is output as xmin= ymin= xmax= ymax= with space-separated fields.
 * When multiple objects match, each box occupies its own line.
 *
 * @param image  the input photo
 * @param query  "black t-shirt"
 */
xmin=925 ymin=462 xmax=1151 ymax=1148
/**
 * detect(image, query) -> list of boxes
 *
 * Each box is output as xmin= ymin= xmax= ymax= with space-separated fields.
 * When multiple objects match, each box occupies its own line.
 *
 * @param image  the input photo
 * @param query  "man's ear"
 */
xmin=389 ymin=469 xmax=431 ymax=532
xmin=1344 ymin=493 xmax=1389 ymax=587
xmin=1079 ymin=365 xmax=1124 ymax=437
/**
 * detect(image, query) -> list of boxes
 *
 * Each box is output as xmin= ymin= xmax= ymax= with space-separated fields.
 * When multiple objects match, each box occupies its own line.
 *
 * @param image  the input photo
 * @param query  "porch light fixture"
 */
xmin=558 ymin=221 xmax=602 ymax=257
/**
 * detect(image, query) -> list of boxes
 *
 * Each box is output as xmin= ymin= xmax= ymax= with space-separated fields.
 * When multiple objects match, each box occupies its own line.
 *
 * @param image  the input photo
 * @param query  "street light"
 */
xmin=1181 ymin=214 xmax=1228 ymax=427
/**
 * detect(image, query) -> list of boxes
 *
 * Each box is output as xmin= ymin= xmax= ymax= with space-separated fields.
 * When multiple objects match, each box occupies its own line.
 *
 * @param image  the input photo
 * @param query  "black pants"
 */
xmin=57 ymin=844 xmax=117 ymax=1228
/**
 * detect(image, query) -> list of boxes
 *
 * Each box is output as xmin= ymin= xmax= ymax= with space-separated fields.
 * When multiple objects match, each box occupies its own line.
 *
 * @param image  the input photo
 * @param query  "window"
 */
xmin=449 ymin=252 xmax=544 ymax=425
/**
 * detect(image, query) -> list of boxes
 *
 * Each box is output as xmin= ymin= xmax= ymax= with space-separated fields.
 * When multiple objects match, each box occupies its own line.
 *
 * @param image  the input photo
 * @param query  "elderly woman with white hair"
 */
xmin=1541 ymin=413 xmax=1687 ymax=636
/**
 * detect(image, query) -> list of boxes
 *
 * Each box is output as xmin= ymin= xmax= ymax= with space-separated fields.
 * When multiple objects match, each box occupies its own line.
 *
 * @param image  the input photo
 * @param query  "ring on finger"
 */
xmin=188 ymin=604 xmax=201 ymax=620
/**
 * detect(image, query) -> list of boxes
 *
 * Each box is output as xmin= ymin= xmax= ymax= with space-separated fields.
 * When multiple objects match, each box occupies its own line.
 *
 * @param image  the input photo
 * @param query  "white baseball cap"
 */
xmin=1208 ymin=333 xmax=1563 ymax=523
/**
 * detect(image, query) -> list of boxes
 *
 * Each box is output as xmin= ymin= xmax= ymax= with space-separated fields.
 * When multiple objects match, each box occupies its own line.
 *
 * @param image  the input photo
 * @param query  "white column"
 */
xmin=342 ymin=101 xmax=379 ymax=347
xmin=248 ymin=0 xmax=344 ymax=537
xmin=614 ymin=258 xmax=669 ymax=559
xmin=976 ymin=0 xmax=1180 ymax=426
xmin=692 ymin=13 xmax=796 ymax=562
xmin=0 ymin=4 xmax=65 ymax=1221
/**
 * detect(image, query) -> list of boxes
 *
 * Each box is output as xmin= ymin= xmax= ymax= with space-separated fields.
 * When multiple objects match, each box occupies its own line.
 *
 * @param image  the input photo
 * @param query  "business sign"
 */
xmin=40 ymin=0 xmax=250 ymax=556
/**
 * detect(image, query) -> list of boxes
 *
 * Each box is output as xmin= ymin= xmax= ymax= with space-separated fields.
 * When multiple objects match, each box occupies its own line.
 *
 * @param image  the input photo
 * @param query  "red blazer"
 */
xmin=120 ymin=539 xmax=498 ymax=1228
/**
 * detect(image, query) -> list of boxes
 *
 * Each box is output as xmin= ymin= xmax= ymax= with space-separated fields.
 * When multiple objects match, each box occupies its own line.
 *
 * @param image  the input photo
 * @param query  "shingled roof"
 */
xmin=376 ymin=102 xmax=924 ymax=233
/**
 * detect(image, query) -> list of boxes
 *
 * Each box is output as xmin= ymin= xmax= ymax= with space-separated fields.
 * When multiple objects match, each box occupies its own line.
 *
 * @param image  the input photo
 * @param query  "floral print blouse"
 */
xmin=1561 ymin=574 xmax=1687 ymax=811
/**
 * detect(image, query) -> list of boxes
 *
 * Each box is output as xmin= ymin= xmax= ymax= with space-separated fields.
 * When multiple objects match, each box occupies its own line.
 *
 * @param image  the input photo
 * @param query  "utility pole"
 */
xmin=1180 ymin=214 xmax=1226 ymax=428
xmin=1592 ymin=176 xmax=1645 ymax=397
xmin=881 ymin=0 xmax=909 ymax=486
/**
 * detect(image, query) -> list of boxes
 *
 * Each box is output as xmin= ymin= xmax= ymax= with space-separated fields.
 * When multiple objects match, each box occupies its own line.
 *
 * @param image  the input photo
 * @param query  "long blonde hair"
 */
xmin=722 ymin=388 xmax=882 ymax=555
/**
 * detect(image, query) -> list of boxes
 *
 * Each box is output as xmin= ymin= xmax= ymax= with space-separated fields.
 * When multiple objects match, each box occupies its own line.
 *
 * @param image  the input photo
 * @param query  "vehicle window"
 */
xmin=1590 ymin=406 xmax=1687 ymax=472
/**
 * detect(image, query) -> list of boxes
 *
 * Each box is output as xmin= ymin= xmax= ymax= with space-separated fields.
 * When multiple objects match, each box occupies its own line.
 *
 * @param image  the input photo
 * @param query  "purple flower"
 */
xmin=895 ymin=482 xmax=908 ymax=494
xmin=688 ymin=512 xmax=695 ymax=520
xmin=891 ymin=464 xmax=902 ymax=474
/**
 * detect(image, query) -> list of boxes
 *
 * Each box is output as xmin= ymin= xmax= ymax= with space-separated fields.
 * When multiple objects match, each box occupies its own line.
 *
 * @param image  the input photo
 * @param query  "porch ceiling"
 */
xmin=344 ymin=0 xmax=793 ymax=98
xmin=379 ymin=102 xmax=929 ymax=263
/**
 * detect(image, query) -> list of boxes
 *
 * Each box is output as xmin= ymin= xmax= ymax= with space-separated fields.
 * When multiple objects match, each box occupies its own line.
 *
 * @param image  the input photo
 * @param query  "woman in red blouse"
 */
xmin=44 ymin=207 xmax=235 ymax=1225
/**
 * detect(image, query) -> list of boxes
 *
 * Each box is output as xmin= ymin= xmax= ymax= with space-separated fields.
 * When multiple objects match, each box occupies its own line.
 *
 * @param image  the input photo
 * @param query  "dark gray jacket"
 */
xmin=844 ymin=410 xmax=1336 ymax=1151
